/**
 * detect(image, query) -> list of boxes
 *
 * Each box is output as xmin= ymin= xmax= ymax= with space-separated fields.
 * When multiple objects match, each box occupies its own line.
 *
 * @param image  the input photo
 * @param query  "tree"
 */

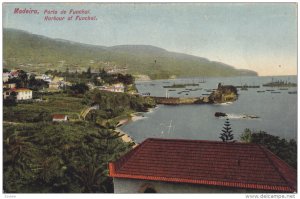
xmin=219 ymin=118 xmax=234 ymax=142
xmin=18 ymin=70 xmax=28 ymax=88
xmin=240 ymin=128 xmax=252 ymax=143
xmin=69 ymin=83 xmax=89 ymax=95
xmin=86 ymin=67 xmax=92 ymax=78
xmin=4 ymin=91 xmax=17 ymax=106
xmin=3 ymin=132 xmax=41 ymax=192
xmin=240 ymin=129 xmax=297 ymax=169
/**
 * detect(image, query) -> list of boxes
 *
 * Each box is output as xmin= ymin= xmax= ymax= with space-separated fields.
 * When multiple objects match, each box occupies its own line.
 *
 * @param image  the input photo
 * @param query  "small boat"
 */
xmin=279 ymin=88 xmax=288 ymax=90
xmin=257 ymin=91 xmax=265 ymax=93
xmin=168 ymin=89 xmax=176 ymax=91
xmin=288 ymin=91 xmax=297 ymax=94
xmin=271 ymin=91 xmax=281 ymax=94
xmin=266 ymin=89 xmax=275 ymax=92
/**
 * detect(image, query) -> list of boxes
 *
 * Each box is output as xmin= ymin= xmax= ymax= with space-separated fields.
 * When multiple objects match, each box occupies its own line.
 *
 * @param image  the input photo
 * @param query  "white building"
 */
xmin=4 ymin=88 xmax=32 ymax=101
xmin=35 ymin=74 xmax=52 ymax=83
xmin=15 ymin=88 xmax=32 ymax=100
xmin=52 ymin=114 xmax=69 ymax=122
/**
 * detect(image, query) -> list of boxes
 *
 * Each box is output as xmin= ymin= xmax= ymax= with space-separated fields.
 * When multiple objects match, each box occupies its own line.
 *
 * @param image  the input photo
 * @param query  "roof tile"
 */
xmin=109 ymin=138 xmax=296 ymax=192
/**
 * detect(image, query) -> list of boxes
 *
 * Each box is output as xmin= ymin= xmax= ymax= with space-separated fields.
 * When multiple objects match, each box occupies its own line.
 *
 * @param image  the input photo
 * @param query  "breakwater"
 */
xmin=151 ymin=96 xmax=210 ymax=105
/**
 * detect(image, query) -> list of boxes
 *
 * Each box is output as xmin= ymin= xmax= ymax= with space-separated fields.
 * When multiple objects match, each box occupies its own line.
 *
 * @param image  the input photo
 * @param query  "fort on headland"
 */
xmin=151 ymin=83 xmax=238 ymax=105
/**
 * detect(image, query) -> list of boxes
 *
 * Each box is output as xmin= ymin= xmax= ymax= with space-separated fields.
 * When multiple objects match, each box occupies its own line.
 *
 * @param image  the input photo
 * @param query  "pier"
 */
xmin=150 ymin=96 xmax=210 ymax=105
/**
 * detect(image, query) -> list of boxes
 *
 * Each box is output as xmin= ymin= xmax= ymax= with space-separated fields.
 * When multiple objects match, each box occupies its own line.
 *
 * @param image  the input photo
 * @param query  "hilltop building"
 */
xmin=109 ymin=138 xmax=296 ymax=193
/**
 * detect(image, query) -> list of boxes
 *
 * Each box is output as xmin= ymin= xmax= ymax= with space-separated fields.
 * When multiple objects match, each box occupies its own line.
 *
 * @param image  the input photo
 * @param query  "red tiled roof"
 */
xmin=109 ymin=138 xmax=296 ymax=192
xmin=52 ymin=114 xmax=67 ymax=120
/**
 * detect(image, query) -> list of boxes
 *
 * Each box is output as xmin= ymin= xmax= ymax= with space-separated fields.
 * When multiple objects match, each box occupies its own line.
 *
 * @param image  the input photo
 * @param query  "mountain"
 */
xmin=3 ymin=28 xmax=257 ymax=79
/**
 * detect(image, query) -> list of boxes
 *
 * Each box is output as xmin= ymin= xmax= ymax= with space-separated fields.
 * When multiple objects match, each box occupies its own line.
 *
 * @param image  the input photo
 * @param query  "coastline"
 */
xmin=115 ymin=113 xmax=144 ymax=148
xmin=115 ymin=107 xmax=157 ymax=147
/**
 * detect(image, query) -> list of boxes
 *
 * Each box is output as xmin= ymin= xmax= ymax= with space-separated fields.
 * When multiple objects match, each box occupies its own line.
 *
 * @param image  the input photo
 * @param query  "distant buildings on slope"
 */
xmin=87 ymin=82 xmax=125 ymax=93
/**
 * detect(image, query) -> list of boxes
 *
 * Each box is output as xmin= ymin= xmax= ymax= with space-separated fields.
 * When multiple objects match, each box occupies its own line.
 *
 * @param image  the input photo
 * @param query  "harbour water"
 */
xmin=121 ymin=76 xmax=297 ymax=143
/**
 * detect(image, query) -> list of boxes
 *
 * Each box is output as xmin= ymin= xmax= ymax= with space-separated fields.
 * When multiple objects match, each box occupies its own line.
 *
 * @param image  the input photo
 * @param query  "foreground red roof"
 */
xmin=109 ymin=138 xmax=296 ymax=192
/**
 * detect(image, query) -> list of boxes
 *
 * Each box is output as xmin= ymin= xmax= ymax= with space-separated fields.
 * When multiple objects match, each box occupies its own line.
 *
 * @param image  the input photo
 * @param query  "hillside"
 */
xmin=3 ymin=28 xmax=257 ymax=79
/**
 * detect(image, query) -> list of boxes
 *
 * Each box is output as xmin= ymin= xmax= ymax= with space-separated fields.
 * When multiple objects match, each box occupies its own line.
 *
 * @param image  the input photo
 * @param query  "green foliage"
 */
xmin=82 ymin=89 xmax=155 ymax=122
xmin=240 ymin=128 xmax=252 ymax=143
xmin=4 ymin=93 xmax=88 ymax=122
xmin=28 ymin=75 xmax=49 ymax=91
xmin=3 ymin=91 xmax=17 ymax=106
xmin=240 ymin=129 xmax=297 ymax=169
xmin=3 ymin=123 xmax=133 ymax=193
xmin=219 ymin=118 xmax=234 ymax=142
xmin=68 ymin=83 xmax=89 ymax=95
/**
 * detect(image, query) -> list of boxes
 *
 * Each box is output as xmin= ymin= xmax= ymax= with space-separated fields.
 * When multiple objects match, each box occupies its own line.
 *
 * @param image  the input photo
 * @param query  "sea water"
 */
xmin=121 ymin=76 xmax=297 ymax=143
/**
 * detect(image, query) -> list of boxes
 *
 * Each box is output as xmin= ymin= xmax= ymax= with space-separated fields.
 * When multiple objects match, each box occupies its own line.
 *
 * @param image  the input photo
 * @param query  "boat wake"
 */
xmin=215 ymin=102 xmax=233 ymax=106
xmin=227 ymin=114 xmax=259 ymax=120
xmin=215 ymin=112 xmax=260 ymax=120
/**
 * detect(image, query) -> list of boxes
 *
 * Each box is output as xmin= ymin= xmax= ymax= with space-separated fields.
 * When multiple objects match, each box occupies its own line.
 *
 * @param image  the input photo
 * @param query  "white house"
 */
xmin=109 ymin=138 xmax=296 ymax=193
xmin=35 ymin=74 xmax=52 ymax=83
xmin=4 ymin=88 xmax=33 ymax=100
xmin=15 ymin=88 xmax=32 ymax=100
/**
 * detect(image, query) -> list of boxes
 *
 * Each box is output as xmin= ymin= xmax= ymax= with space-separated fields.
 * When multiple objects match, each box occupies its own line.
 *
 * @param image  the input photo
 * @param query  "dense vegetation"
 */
xmin=3 ymin=83 xmax=155 ymax=193
xmin=240 ymin=129 xmax=297 ymax=169
xmin=4 ymin=28 xmax=257 ymax=79
xmin=3 ymin=122 xmax=133 ymax=193
xmin=83 ymin=89 xmax=155 ymax=127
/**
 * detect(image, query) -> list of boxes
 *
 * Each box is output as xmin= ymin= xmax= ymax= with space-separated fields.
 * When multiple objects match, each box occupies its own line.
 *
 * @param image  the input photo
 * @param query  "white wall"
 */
xmin=112 ymin=178 xmax=266 ymax=193
xmin=16 ymin=91 xmax=32 ymax=100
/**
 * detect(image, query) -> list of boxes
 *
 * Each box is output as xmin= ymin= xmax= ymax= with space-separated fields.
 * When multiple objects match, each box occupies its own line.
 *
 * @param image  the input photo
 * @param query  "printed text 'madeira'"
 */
xmin=14 ymin=8 xmax=39 ymax=14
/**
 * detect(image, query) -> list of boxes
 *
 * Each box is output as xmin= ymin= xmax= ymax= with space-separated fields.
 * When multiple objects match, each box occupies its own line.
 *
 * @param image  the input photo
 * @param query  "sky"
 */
xmin=3 ymin=3 xmax=298 ymax=76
